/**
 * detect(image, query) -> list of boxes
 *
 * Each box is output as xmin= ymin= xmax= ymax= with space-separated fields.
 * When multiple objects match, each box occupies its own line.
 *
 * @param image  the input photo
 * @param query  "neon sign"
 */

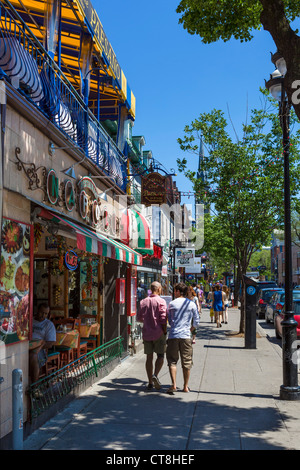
xmin=65 ymin=250 xmax=79 ymax=270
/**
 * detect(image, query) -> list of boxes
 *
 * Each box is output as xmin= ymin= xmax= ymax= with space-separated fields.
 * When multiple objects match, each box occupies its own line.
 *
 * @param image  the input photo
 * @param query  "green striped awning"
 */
xmin=37 ymin=207 xmax=143 ymax=265
xmin=120 ymin=208 xmax=153 ymax=255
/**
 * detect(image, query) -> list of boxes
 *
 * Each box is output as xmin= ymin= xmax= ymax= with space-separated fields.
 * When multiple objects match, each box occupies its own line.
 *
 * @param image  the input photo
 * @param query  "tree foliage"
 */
xmin=177 ymin=92 xmax=300 ymax=331
xmin=176 ymin=0 xmax=300 ymax=43
xmin=176 ymin=0 xmax=300 ymax=121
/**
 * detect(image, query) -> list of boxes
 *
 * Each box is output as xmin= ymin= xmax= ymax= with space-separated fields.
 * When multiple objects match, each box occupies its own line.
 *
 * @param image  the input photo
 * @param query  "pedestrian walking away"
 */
xmin=187 ymin=286 xmax=200 ymax=344
xmin=136 ymin=281 xmax=167 ymax=391
xmin=204 ymin=281 xmax=210 ymax=303
xmin=197 ymin=284 xmax=204 ymax=314
xmin=208 ymin=285 xmax=214 ymax=323
xmin=212 ymin=284 xmax=225 ymax=328
xmin=166 ymin=282 xmax=200 ymax=394
xmin=222 ymin=285 xmax=230 ymax=324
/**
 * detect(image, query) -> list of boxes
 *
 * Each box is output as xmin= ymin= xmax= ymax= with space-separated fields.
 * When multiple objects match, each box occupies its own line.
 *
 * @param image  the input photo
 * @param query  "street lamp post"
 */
xmin=265 ymin=52 xmax=300 ymax=400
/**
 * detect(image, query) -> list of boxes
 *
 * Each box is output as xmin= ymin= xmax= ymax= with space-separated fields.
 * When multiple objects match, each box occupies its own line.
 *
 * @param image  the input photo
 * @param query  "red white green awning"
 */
xmin=120 ymin=208 xmax=153 ymax=255
xmin=37 ymin=207 xmax=143 ymax=265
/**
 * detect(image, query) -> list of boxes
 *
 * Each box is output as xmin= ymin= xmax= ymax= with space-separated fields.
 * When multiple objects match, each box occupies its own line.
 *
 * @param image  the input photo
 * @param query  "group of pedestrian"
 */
xmin=207 ymin=283 xmax=230 ymax=327
xmin=137 ymin=281 xmax=200 ymax=394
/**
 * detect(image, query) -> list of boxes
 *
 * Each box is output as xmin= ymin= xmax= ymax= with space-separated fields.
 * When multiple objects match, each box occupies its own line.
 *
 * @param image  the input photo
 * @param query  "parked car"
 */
xmin=256 ymin=281 xmax=278 ymax=295
xmin=274 ymin=299 xmax=300 ymax=339
xmin=256 ymin=287 xmax=282 ymax=319
xmin=264 ymin=289 xmax=300 ymax=323
xmin=265 ymin=290 xmax=285 ymax=323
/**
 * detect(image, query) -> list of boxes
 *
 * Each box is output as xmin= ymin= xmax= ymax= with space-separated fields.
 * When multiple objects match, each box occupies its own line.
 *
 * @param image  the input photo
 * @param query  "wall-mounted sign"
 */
xmin=65 ymin=250 xmax=79 ymax=270
xmin=64 ymin=179 xmax=76 ymax=212
xmin=44 ymin=171 xmax=115 ymax=230
xmin=115 ymin=278 xmax=125 ymax=304
xmin=141 ymin=172 xmax=166 ymax=206
xmin=47 ymin=169 xmax=59 ymax=205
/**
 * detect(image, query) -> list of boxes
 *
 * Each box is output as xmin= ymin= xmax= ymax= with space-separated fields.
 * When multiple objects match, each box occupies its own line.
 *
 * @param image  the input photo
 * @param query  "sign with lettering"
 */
xmin=64 ymin=179 xmax=76 ymax=211
xmin=65 ymin=250 xmax=79 ymax=270
xmin=175 ymin=249 xmax=195 ymax=268
xmin=43 ymin=170 xmax=121 ymax=236
xmin=141 ymin=172 xmax=166 ymax=206
xmin=73 ymin=0 xmax=121 ymax=84
xmin=47 ymin=169 xmax=59 ymax=205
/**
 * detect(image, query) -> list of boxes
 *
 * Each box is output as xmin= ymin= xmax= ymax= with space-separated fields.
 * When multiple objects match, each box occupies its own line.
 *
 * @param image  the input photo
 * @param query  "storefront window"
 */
xmin=0 ymin=218 xmax=31 ymax=345
xmin=80 ymin=260 xmax=98 ymax=315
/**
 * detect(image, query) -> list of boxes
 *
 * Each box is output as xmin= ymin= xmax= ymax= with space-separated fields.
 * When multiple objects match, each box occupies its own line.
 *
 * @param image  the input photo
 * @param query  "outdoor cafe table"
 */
xmin=55 ymin=329 xmax=79 ymax=348
xmin=79 ymin=322 xmax=100 ymax=338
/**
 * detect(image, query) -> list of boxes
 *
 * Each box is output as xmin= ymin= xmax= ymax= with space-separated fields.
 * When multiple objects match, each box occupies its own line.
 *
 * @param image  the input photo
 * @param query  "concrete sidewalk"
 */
xmin=24 ymin=307 xmax=300 ymax=450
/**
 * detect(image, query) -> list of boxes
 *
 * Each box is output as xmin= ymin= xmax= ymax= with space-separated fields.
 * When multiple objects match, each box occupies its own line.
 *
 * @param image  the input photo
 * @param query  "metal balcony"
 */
xmin=0 ymin=0 xmax=127 ymax=191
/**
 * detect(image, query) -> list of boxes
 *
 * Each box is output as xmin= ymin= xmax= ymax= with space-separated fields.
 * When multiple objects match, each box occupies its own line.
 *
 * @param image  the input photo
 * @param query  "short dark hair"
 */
xmin=38 ymin=302 xmax=50 ymax=312
xmin=174 ymin=283 xmax=188 ymax=297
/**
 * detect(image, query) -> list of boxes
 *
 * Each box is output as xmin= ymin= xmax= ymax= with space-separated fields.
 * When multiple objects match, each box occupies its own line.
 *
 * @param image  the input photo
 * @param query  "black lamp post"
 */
xmin=265 ymin=52 xmax=300 ymax=400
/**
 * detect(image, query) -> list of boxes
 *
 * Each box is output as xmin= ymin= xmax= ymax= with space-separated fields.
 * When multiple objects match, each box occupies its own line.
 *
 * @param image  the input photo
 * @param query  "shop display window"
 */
xmin=34 ymin=258 xmax=65 ymax=318
xmin=79 ymin=260 xmax=98 ymax=316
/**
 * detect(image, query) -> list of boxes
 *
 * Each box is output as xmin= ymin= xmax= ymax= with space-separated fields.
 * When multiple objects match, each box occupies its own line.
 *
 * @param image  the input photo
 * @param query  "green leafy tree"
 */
xmin=199 ymin=212 xmax=235 ymax=279
xmin=177 ymin=95 xmax=300 ymax=332
xmin=249 ymin=248 xmax=272 ymax=279
xmin=176 ymin=0 xmax=300 ymax=121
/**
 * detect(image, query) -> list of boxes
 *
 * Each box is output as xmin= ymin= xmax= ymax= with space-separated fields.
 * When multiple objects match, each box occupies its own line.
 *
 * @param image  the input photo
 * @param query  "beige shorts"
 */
xmin=143 ymin=333 xmax=166 ymax=356
xmin=166 ymin=338 xmax=193 ymax=369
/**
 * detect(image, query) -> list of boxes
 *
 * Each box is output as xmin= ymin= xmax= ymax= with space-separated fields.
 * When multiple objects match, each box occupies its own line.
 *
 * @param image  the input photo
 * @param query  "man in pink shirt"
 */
xmin=137 ymin=281 xmax=167 ymax=391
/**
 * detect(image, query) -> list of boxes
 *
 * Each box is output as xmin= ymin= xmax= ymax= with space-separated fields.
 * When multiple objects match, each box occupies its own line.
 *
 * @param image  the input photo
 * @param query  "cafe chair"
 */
xmin=73 ymin=318 xmax=88 ymax=359
xmin=57 ymin=346 xmax=74 ymax=367
xmin=39 ymin=349 xmax=60 ymax=377
xmin=84 ymin=336 xmax=97 ymax=351
xmin=53 ymin=317 xmax=75 ymax=366
xmin=80 ymin=314 xmax=98 ymax=351
xmin=45 ymin=350 xmax=60 ymax=375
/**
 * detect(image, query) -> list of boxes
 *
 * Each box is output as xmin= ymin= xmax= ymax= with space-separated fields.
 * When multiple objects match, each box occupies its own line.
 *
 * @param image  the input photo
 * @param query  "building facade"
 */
xmin=0 ymin=0 xmax=148 ymax=447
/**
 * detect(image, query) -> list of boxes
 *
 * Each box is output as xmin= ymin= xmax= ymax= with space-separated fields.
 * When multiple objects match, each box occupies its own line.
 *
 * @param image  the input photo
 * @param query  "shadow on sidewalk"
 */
xmin=55 ymin=376 xmax=295 ymax=451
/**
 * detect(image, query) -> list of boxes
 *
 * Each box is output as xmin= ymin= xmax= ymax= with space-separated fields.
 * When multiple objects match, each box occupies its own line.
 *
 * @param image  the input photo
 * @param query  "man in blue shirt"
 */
xmin=166 ymin=283 xmax=200 ymax=394
xmin=29 ymin=303 xmax=56 ymax=384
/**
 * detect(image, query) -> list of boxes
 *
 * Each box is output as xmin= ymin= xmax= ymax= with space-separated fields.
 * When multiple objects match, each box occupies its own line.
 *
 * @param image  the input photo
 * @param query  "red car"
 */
xmin=274 ymin=299 xmax=300 ymax=339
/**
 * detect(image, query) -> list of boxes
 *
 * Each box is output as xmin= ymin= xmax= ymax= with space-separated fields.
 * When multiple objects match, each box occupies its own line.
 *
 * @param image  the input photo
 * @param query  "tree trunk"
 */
xmin=239 ymin=274 xmax=246 ymax=334
xmin=260 ymin=0 xmax=300 ymax=121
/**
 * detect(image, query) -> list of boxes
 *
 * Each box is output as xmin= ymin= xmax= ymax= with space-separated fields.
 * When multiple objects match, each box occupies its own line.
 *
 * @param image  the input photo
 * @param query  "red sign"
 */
xmin=65 ymin=250 xmax=79 ymax=270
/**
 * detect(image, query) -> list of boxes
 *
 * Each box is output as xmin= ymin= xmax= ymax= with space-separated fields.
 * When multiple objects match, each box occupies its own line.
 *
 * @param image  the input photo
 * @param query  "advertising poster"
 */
xmin=0 ymin=219 xmax=31 ymax=345
xmin=175 ymin=248 xmax=195 ymax=268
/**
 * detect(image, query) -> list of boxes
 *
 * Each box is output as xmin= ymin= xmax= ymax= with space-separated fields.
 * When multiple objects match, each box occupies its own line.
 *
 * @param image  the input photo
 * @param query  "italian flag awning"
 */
xmin=37 ymin=208 xmax=143 ymax=265
xmin=120 ymin=208 xmax=153 ymax=255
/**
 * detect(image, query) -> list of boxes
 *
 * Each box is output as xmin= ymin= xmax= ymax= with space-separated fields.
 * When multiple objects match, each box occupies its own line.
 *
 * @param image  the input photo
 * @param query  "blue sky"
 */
xmin=94 ymin=1 xmax=277 ymax=209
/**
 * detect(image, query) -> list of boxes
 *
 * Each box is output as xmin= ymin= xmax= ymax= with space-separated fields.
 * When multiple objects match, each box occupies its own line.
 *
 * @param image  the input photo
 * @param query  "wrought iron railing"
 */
xmin=0 ymin=0 xmax=127 ymax=191
xmin=27 ymin=337 xmax=124 ymax=419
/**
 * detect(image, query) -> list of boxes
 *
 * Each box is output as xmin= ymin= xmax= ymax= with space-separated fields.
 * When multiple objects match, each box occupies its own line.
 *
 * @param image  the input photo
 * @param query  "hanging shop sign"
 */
xmin=141 ymin=172 xmax=166 ymax=206
xmin=65 ymin=250 xmax=79 ymax=270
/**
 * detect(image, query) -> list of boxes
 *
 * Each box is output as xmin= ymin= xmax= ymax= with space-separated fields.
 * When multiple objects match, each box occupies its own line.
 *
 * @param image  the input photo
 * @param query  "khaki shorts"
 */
xmin=143 ymin=333 xmax=166 ymax=356
xmin=166 ymin=338 xmax=193 ymax=370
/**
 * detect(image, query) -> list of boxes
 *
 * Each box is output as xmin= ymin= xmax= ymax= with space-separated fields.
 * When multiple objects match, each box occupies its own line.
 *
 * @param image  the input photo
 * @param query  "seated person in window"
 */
xmin=29 ymin=303 xmax=56 ymax=383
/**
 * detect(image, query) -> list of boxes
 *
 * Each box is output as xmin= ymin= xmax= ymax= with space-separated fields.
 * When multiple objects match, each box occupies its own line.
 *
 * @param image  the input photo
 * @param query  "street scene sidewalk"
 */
xmin=24 ymin=306 xmax=300 ymax=451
